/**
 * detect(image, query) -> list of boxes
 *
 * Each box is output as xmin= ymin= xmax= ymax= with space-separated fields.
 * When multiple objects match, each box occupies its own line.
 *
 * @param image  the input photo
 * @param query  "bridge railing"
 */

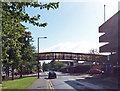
xmin=37 ymin=52 xmax=107 ymax=62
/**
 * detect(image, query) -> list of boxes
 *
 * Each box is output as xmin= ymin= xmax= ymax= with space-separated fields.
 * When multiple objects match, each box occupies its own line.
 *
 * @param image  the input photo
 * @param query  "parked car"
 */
xmin=89 ymin=69 xmax=104 ymax=75
xmin=2 ymin=71 xmax=6 ymax=80
xmin=48 ymin=71 xmax=57 ymax=79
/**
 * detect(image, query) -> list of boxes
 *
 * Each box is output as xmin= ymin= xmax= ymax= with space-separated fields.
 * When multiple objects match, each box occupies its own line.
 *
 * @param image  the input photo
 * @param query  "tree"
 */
xmin=42 ymin=62 xmax=49 ymax=72
xmin=44 ymin=60 xmax=66 ymax=71
xmin=18 ymin=30 xmax=32 ymax=77
xmin=2 ymin=21 xmax=23 ymax=80
xmin=54 ymin=61 xmax=66 ymax=71
xmin=42 ymin=61 xmax=66 ymax=71
xmin=2 ymin=2 xmax=59 ymax=80
xmin=89 ymin=49 xmax=99 ymax=54
xmin=89 ymin=49 xmax=99 ymax=65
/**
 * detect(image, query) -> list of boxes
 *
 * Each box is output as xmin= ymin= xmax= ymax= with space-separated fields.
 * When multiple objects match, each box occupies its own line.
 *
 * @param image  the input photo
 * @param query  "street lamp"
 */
xmin=37 ymin=37 xmax=47 ymax=79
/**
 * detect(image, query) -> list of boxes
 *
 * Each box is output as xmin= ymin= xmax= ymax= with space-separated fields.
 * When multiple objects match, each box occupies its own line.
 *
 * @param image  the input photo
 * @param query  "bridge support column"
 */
xmin=37 ymin=60 xmax=40 ymax=79
xmin=73 ymin=60 xmax=78 ymax=66
xmin=67 ymin=61 xmax=74 ymax=66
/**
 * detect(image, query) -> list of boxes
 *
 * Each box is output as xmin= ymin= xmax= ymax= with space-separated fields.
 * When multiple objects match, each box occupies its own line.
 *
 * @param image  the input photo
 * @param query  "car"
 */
xmin=2 ymin=71 xmax=6 ymax=80
xmin=39 ymin=69 xmax=42 ymax=72
xmin=48 ymin=71 xmax=57 ymax=79
xmin=89 ymin=69 xmax=104 ymax=75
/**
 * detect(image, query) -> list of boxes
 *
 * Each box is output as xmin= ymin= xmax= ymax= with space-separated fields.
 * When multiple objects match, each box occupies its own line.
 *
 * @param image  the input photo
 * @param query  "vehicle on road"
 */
xmin=39 ymin=69 xmax=43 ymax=72
xmin=89 ymin=69 xmax=104 ymax=75
xmin=48 ymin=71 xmax=57 ymax=79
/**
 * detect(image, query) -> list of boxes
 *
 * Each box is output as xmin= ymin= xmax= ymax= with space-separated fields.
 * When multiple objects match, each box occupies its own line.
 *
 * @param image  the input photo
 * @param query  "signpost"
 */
xmin=107 ymin=55 xmax=110 ymax=61
xmin=105 ymin=55 xmax=110 ymax=72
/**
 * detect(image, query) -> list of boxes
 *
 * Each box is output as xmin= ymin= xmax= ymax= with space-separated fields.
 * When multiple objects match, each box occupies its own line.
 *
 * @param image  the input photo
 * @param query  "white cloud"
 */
xmin=40 ymin=41 xmax=100 ymax=53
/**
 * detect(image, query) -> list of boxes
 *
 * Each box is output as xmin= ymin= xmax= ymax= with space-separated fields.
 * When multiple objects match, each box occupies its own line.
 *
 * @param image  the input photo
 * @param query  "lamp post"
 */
xmin=37 ymin=37 xmax=47 ymax=79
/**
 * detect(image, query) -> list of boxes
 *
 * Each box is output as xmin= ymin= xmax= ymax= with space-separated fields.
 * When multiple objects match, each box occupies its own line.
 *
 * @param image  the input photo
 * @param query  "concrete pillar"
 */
xmin=68 ymin=62 xmax=70 ymax=66
xmin=73 ymin=60 xmax=78 ymax=66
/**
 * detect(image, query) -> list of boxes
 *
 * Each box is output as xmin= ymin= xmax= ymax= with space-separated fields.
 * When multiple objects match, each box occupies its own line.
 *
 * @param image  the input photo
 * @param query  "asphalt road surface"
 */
xmin=40 ymin=71 xmax=118 ymax=90
xmin=45 ymin=72 xmax=108 ymax=90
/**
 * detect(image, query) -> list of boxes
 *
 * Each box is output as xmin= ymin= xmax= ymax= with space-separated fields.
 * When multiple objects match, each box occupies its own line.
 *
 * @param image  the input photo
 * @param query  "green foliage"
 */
xmin=42 ymin=62 xmax=47 ymax=71
xmin=2 ymin=2 xmax=59 ymax=27
xmin=54 ymin=61 xmax=66 ymax=71
xmin=42 ymin=61 xmax=66 ymax=71
xmin=2 ymin=2 xmax=59 ymax=79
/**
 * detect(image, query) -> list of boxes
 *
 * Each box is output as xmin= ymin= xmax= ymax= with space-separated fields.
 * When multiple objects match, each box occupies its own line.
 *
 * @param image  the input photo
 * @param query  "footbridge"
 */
xmin=37 ymin=52 xmax=108 ymax=78
xmin=38 ymin=52 xmax=107 ymax=63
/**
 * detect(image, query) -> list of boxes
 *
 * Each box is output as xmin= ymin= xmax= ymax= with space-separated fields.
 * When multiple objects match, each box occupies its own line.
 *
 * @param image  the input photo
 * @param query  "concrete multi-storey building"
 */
xmin=99 ymin=10 xmax=119 ymax=74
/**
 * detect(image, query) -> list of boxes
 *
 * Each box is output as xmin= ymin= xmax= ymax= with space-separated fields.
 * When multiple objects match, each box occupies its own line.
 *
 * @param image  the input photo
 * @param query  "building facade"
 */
xmin=99 ymin=10 xmax=119 ymax=74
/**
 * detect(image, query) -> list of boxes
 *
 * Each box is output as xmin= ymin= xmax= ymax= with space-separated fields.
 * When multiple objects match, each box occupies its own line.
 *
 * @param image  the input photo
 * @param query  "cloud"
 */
xmin=40 ymin=41 xmax=100 ymax=53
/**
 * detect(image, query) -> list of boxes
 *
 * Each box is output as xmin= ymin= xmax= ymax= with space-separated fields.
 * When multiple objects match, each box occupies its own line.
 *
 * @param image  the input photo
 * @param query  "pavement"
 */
xmin=27 ymin=72 xmax=51 ymax=91
xmin=27 ymin=78 xmax=49 ymax=90
xmin=0 ymin=84 xmax=2 ymax=91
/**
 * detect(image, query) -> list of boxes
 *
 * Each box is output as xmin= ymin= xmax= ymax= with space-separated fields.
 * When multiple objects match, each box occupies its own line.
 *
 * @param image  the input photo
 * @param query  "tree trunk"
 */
xmin=12 ymin=70 xmax=14 ymax=80
xmin=20 ymin=64 xmax=22 ymax=78
xmin=0 ymin=61 xmax=2 ymax=84
xmin=7 ymin=66 xmax=9 ymax=77
xmin=6 ymin=65 xmax=9 ymax=80
xmin=12 ymin=65 xmax=14 ymax=80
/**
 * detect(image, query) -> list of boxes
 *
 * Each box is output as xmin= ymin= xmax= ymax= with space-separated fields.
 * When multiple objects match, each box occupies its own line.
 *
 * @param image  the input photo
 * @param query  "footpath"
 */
xmin=0 ymin=84 xmax=2 ymax=91
xmin=27 ymin=72 xmax=52 ymax=91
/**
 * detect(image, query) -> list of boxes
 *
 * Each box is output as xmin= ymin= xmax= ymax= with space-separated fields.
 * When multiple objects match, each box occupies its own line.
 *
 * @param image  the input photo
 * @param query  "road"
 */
xmin=44 ymin=72 xmax=109 ymax=90
xmin=48 ymin=72 xmax=91 ymax=90
xmin=39 ymin=71 xmax=118 ymax=90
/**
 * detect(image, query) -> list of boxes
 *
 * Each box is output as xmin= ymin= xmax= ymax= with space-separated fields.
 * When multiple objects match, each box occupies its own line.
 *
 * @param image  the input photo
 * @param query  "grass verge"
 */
xmin=2 ymin=77 xmax=37 ymax=89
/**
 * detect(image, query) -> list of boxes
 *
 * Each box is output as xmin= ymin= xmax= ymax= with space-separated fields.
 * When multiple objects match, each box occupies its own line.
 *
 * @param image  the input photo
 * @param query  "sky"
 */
xmin=22 ymin=0 xmax=119 ymax=55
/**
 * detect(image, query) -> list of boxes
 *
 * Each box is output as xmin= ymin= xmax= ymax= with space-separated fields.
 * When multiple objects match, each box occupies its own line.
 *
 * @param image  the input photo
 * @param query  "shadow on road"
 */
xmin=64 ymin=74 xmax=118 ymax=90
xmin=64 ymin=80 xmax=90 ymax=90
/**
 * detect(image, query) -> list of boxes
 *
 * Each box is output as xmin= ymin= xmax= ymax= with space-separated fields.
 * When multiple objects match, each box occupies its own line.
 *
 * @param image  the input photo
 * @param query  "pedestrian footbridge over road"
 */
xmin=38 ymin=52 xmax=107 ymax=63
